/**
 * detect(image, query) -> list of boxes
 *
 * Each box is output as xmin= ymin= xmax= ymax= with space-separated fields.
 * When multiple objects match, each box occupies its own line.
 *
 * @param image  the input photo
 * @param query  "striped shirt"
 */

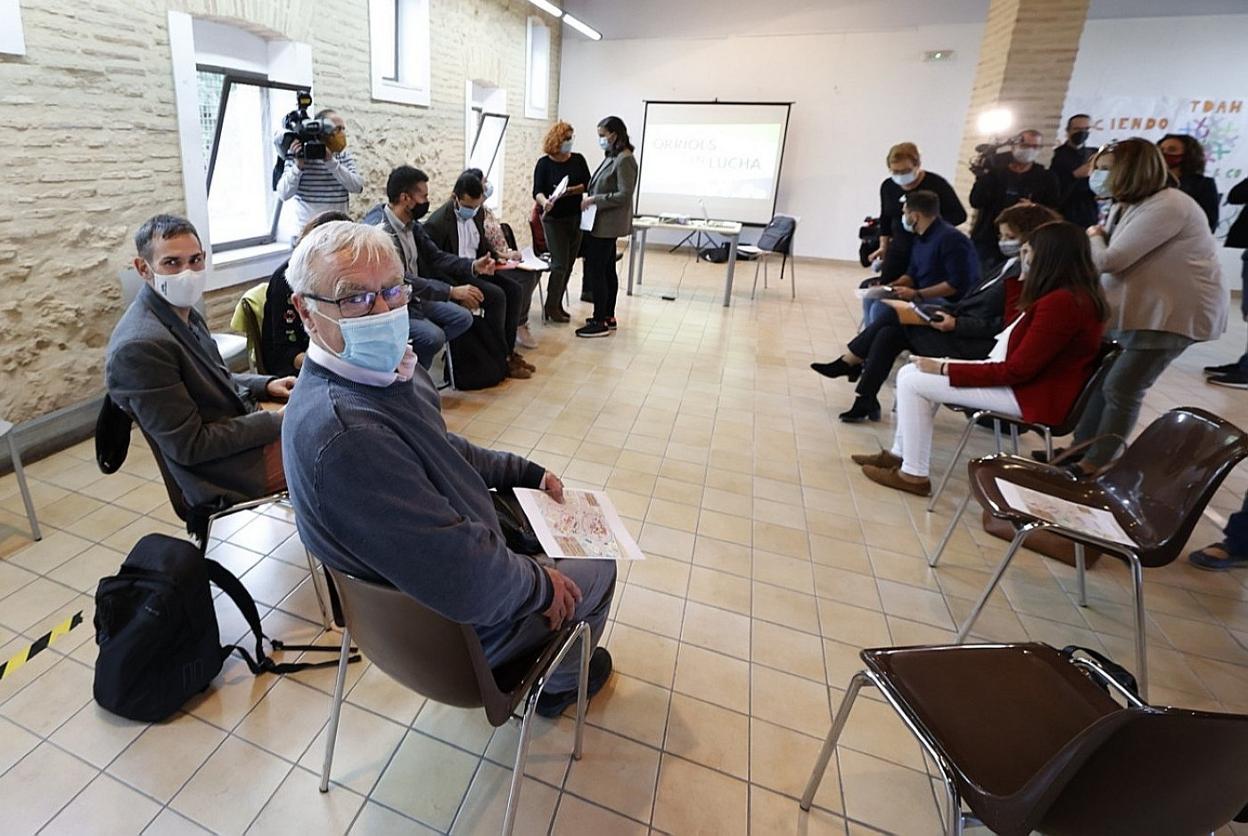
xmin=276 ymin=151 xmax=364 ymax=228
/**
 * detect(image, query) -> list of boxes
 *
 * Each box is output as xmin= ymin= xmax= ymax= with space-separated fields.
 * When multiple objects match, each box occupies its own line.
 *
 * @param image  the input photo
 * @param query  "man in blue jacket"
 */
xmin=863 ymin=190 xmax=980 ymax=326
xmin=280 ymin=220 xmax=614 ymax=717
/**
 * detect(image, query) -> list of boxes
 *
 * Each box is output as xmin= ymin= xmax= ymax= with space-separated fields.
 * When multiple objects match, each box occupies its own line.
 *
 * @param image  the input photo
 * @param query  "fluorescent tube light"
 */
xmin=563 ymin=13 xmax=601 ymax=40
xmin=527 ymin=0 xmax=563 ymax=18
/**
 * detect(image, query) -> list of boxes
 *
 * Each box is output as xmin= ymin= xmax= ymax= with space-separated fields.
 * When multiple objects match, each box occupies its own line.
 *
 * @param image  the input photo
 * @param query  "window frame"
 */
xmin=368 ymin=0 xmax=431 ymax=107
xmin=200 ymin=67 xmax=310 ymax=253
xmin=524 ymin=16 xmax=551 ymax=120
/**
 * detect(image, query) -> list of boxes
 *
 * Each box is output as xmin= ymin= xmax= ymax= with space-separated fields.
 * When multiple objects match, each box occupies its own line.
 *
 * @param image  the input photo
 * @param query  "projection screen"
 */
xmin=635 ymin=101 xmax=792 ymax=226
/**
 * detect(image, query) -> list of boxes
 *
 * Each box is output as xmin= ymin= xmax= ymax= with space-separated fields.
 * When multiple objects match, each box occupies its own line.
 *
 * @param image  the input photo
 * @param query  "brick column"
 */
xmin=953 ymin=0 xmax=1091 ymax=200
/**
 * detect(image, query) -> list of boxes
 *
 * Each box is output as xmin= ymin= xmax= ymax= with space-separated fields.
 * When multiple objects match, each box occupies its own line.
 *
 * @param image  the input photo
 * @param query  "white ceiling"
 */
xmin=559 ymin=0 xmax=1248 ymax=40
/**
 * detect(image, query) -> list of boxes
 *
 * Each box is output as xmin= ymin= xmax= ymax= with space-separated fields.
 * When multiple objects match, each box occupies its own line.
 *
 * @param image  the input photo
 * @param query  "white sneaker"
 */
xmin=516 ymin=324 xmax=538 ymax=350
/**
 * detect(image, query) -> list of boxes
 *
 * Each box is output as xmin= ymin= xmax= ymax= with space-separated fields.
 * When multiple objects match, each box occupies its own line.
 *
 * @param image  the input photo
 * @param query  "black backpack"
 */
xmin=447 ymin=315 xmax=510 ymax=390
xmin=93 ymin=533 xmax=353 ymax=722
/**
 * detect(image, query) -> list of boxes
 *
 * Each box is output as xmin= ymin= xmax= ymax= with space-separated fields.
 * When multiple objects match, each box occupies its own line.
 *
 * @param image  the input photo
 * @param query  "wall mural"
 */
xmin=1065 ymin=96 xmax=1246 ymax=242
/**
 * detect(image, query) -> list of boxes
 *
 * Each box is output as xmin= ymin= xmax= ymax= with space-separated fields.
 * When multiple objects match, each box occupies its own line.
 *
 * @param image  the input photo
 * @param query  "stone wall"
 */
xmin=0 ymin=0 xmax=562 ymax=422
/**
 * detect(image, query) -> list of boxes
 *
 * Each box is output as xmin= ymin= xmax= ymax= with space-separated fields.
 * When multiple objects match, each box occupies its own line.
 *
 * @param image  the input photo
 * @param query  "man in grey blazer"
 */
xmin=106 ymin=215 xmax=296 ymax=509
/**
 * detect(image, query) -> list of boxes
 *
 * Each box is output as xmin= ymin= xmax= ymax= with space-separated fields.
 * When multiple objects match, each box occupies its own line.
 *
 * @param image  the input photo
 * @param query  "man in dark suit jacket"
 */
xmin=106 ymin=215 xmax=295 ymax=508
xmin=424 ymin=172 xmax=533 ymax=374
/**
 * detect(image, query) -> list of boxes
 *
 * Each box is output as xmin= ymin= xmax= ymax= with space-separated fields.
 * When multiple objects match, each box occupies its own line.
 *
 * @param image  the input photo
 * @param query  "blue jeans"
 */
xmin=1225 ymin=495 xmax=1248 ymax=555
xmin=483 ymin=558 xmax=616 ymax=692
xmin=409 ymin=302 xmax=473 ymax=369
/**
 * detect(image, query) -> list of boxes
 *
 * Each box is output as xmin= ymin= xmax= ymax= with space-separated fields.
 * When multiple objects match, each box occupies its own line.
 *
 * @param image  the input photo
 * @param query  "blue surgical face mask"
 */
xmin=483 ymin=182 xmax=495 ymax=200
xmin=315 ymin=305 xmax=410 ymax=373
xmin=901 ymin=213 xmax=916 ymax=233
xmin=891 ymin=170 xmax=918 ymax=187
xmin=1089 ymin=169 xmax=1112 ymax=198
xmin=455 ymin=202 xmax=479 ymax=221
xmin=598 ymin=136 xmax=611 ymax=151
xmin=560 ymin=139 xmax=574 ymax=154
xmin=999 ymin=239 xmax=1021 ymax=257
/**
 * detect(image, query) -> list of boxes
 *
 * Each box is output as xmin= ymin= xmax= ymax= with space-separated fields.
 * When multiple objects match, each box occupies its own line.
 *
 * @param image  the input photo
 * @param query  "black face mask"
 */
xmin=411 ymin=200 xmax=430 ymax=221
xmin=1070 ymin=129 xmax=1090 ymax=147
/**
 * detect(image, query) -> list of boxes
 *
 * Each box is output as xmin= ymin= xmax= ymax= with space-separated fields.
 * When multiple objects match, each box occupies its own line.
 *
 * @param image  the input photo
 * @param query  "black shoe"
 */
xmin=838 ymin=397 xmax=881 ymax=423
xmin=1203 ymin=361 xmax=1241 ymax=377
xmin=536 ymin=647 xmax=613 ymax=718
xmin=584 ymin=317 xmax=617 ymax=329
xmin=1208 ymin=369 xmax=1248 ymax=389
xmin=576 ymin=320 xmax=611 ymax=338
xmin=810 ymin=359 xmax=862 ymax=382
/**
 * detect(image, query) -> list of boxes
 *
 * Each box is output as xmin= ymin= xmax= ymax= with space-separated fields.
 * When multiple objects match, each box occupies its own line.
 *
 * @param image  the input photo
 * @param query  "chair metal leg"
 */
xmin=1074 ymin=544 xmax=1088 ymax=608
xmin=1044 ymin=429 xmax=1053 ymax=461
xmin=1009 ymin=425 xmax=1019 ymax=455
xmin=992 ymin=419 xmax=1003 ymax=452
xmin=751 ymin=258 xmax=761 ymax=299
xmin=789 ymin=256 xmax=796 ymax=299
xmin=8 ymin=434 xmax=41 ymax=541
xmin=574 ymin=623 xmax=590 ymax=760
xmin=504 ymin=621 xmax=591 ymax=834
xmin=303 ymin=549 xmax=333 ymax=629
xmin=928 ymin=492 xmax=972 ymax=568
xmin=955 ymin=525 xmax=1036 ymax=642
xmin=801 ymin=671 xmax=869 ymax=811
xmin=1127 ymin=554 xmax=1149 ymax=700
xmin=503 ymin=692 xmax=538 ymax=836
xmin=928 ymin=418 xmax=977 ymax=512
xmin=319 ymin=628 xmax=353 ymax=793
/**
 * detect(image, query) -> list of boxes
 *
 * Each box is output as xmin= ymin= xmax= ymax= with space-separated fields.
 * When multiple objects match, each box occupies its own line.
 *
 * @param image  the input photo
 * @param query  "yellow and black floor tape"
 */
xmin=0 ymin=611 xmax=84 ymax=683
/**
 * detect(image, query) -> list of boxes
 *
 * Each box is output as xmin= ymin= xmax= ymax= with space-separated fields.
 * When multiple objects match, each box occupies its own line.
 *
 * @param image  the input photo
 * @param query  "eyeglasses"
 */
xmin=305 ymin=282 xmax=412 ymax=318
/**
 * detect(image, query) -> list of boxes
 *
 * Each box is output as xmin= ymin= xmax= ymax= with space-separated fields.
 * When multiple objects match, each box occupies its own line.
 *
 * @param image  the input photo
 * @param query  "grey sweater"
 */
xmin=282 ymin=358 xmax=551 ymax=645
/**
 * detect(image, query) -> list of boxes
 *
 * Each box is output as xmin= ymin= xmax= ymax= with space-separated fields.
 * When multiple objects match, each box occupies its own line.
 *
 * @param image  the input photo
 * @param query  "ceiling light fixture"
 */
xmin=563 ymin=13 xmax=602 ymax=40
xmin=527 ymin=0 xmax=563 ymax=18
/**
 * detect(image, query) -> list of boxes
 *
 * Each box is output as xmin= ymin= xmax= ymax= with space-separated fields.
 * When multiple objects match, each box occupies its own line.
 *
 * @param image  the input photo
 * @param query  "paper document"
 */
xmin=515 ymin=246 xmax=551 ymax=272
xmin=855 ymin=285 xmax=896 ymax=301
xmin=514 ymin=488 xmax=645 ymax=561
xmin=548 ymin=175 xmax=569 ymax=203
xmin=994 ymin=479 xmax=1135 ymax=546
xmin=580 ymin=203 xmax=597 ymax=232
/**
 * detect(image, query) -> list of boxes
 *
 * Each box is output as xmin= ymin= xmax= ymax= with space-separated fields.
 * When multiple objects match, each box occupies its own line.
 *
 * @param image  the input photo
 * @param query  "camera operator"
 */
xmin=1051 ymin=114 xmax=1099 ymax=228
xmin=969 ymin=129 xmax=1059 ymax=270
xmin=276 ymin=108 xmax=364 ymax=230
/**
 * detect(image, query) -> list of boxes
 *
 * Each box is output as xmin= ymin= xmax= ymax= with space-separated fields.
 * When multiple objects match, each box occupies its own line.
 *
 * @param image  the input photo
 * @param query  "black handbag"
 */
xmin=447 ymin=315 xmax=509 ymax=390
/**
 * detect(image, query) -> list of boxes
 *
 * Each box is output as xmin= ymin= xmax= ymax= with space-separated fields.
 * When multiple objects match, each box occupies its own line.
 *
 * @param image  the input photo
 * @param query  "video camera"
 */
xmin=858 ymin=216 xmax=881 ymax=268
xmin=969 ymin=132 xmax=1024 ymax=177
xmin=279 ymin=90 xmax=333 ymax=162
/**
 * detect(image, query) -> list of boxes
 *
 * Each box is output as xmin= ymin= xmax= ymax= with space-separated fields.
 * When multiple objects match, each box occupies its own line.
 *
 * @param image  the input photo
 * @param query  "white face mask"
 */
xmin=151 ymin=267 xmax=207 ymax=308
xmin=1012 ymin=147 xmax=1040 ymax=165
xmin=891 ymin=170 xmax=919 ymax=187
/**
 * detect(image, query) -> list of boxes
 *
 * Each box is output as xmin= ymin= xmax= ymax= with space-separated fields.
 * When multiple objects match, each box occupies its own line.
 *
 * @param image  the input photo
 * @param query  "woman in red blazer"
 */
xmin=852 ymin=222 xmax=1108 ymax=496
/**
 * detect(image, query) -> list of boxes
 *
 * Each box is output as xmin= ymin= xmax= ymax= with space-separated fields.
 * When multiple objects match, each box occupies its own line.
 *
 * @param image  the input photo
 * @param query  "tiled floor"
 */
xmin=2 ymin=249 xmax=1248 ymax=835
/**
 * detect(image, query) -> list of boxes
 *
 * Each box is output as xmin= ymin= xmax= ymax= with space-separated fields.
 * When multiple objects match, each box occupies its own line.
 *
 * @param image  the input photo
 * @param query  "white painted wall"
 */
xmin=1066 ymin=14 xmax=1248 ymax=281
xmin=558 ymin=23 xmax=985 ymax=260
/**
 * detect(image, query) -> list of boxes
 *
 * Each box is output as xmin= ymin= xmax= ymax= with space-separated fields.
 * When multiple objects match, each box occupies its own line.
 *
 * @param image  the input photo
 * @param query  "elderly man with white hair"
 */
xmin=281 ymin=221 xmax=615 ymax=717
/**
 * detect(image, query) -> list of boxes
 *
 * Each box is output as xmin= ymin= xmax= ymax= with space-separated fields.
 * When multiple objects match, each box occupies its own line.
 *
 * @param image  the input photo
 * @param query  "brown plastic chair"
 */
xmin=933 ymin=407 xmax=1248 ymax=698
xmin=318 ymin=566 xmax=591 ymax=836
xmin=802 ymin=643 xmax=1248 ymax=835
xmin=928 ymin=341 xmax=1122 ymax=512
